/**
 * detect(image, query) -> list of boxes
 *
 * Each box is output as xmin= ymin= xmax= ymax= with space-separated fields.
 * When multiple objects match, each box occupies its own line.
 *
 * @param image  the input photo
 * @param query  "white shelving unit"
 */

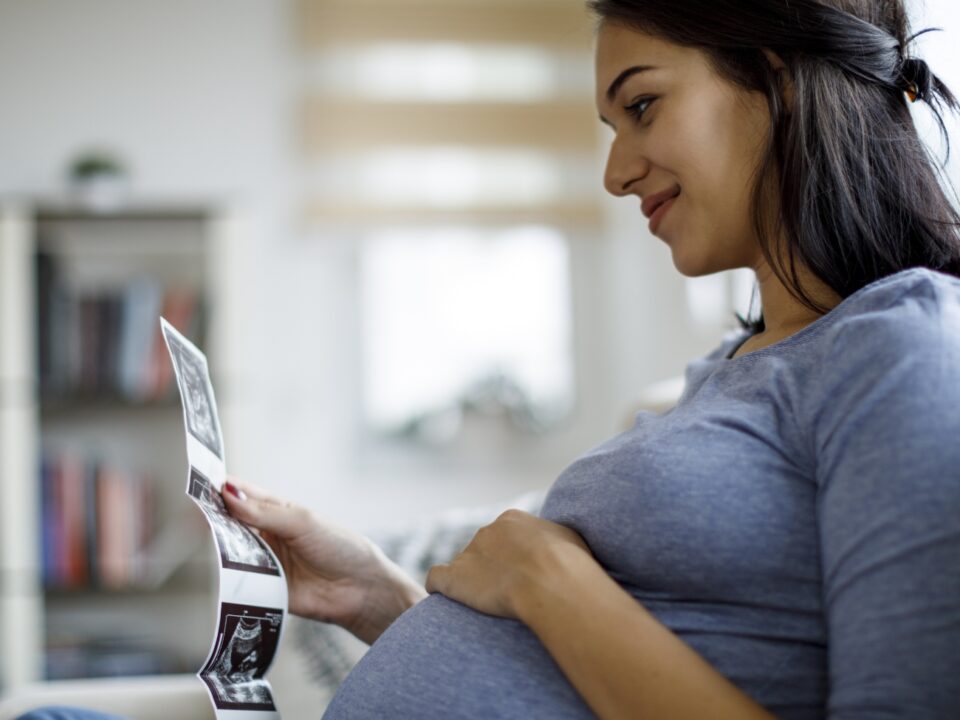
xmin=0 ymin=199 xmax=238 ymax=693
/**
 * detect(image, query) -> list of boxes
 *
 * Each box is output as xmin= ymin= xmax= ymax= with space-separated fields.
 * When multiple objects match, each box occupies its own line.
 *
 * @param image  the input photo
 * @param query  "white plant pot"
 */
xmin=71 ymin=173 xmax=130 ymax=212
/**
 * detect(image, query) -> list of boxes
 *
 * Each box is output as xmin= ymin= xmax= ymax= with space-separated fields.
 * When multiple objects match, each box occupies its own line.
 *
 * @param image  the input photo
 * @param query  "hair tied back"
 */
xmin=901 ymin=57 xmax=930 ymax=102
xmin=898 ymin=27 xmax=942 ymax=103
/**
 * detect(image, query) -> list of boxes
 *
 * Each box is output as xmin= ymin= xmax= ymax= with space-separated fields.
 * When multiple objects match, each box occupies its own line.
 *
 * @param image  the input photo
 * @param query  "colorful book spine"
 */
xmin=39 ymin=453 xmax=155 ymax=590
xmin=36 ymin=253 xmax=201 ymax=402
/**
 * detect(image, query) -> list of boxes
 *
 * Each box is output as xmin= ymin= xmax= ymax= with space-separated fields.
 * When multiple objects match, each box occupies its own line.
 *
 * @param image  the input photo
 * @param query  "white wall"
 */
xmin=0 ymin=0 xmax=294 ymax=197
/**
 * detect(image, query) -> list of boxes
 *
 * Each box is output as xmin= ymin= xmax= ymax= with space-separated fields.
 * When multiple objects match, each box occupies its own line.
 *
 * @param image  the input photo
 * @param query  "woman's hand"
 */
xmin=425 ymin=509 xmax=593 ymax=621
xmin=221 ymin=479 xmax=426 ymax=645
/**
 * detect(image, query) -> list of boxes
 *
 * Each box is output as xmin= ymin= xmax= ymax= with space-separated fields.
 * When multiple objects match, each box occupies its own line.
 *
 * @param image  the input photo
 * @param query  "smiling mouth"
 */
xmin=641 ymin=185 xmax=682 ymax=220
xmin=650 ymin=189 xmax=680 ymax=216
xmin=648 ymin=190 xmax=680 ymax=234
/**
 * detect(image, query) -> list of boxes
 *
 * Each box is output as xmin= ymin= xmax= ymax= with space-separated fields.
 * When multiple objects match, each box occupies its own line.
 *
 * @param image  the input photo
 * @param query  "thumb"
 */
xmin=222 ymin=482 xmax=313 ymax=541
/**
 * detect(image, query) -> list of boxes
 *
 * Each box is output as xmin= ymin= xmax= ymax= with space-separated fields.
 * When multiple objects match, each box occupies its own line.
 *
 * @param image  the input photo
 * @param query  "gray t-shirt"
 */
xmin=324 ymin=267 xmax=960 ymax=719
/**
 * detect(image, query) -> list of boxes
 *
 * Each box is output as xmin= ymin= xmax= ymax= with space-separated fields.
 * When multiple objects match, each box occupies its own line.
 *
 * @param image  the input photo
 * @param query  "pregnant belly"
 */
xmin=322 ymin=593 xmax=595 ymax=719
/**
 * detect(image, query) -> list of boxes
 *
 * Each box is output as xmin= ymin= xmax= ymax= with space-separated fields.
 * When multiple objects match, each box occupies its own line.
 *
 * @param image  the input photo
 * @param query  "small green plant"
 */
xmin=69 ymin=152 xmax=125 ymax=181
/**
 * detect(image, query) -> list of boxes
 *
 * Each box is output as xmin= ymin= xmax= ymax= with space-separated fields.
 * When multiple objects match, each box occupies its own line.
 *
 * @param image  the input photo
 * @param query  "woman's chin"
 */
xmin=668 ymin=242 xmax=734 ymax=278
xmin=669 ymin=247 xmax=711 ymax=278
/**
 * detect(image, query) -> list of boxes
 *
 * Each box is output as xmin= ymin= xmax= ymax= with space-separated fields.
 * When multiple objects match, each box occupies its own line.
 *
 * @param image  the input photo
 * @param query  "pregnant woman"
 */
xmin=20 ymin=0 xmax=960 ymax=717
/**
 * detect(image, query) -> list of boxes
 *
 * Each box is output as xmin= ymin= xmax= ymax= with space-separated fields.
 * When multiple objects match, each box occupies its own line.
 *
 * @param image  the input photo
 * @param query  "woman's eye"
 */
xmin=624 ymin=96 xmax=655 ymax=121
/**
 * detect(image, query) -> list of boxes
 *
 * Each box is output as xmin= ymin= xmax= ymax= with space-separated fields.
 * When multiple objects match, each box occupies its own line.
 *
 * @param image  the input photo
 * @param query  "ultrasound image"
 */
xmin=201 ymin=602 xmax=283 ymax=711
xmin=188 ymin=468 xmax=280 ymax=576
xmin=163 ymin=326 xmax=223 ymax=459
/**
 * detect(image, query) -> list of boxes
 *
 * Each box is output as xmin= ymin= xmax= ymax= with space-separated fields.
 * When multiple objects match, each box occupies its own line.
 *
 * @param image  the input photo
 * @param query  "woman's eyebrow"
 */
xmin=605 ymin=65 xmax=658 ymax=101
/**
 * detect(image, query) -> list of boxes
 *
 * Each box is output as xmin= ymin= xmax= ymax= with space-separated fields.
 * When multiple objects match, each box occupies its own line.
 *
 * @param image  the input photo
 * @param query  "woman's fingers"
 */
xmin=225 ymin=477 xmax=274 ymax=503
xmin=221 ymin=481 xmax=314 ymax=540
xmin=424 ymin=564 xmax=449 ymax=595
xmin=223 ymin=480 xmax=248 ymax=501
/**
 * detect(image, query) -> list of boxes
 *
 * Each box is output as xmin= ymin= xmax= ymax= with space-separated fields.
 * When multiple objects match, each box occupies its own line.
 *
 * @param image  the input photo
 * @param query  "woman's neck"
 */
xmin=754 ymin=260 xmax=841 ymax=338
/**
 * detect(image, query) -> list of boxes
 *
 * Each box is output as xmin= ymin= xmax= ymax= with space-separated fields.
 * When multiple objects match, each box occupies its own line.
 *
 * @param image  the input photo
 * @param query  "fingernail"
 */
xmin=224 ymin=481 xmax=247 ymax=501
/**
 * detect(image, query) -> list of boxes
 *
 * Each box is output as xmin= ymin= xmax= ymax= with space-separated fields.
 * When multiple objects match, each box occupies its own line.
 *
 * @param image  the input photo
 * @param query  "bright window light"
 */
xmin=360 ymin=226 xmax=574 ymax=437
xmin=313 ymin=146 xmax=563 ymax=207
xmin=730 ymin=268 xmax=758 ymax=321
xmin=310 ymin=44 xmax=592 ymax=102
xmin=362 ymin=147 xmax=559 ymax=207
xmin=684 ymin=269 xmax=757 ymax=327
xmin=684 ymin=273 xmax=730 ymax=327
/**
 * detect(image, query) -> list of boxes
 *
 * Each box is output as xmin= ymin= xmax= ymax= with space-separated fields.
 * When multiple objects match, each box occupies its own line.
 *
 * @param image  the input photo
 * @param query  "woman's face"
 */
xmin=596 ymin=22 xmax=775 ymax=276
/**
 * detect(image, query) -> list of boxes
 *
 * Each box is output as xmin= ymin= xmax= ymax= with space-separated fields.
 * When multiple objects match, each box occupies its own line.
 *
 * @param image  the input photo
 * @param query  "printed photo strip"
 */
xmin=162 ymin=318 xmax=287 ymax=718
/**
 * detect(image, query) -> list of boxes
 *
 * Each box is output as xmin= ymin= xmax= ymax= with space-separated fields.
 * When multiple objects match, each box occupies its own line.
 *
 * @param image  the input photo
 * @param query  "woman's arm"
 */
xmin=514 ymin=541 xmax=774 ymax=720
xmin=426 ymin=510 xmax=774 ymax=720
xmin=810 ymin=292 xmax=960 ymax=717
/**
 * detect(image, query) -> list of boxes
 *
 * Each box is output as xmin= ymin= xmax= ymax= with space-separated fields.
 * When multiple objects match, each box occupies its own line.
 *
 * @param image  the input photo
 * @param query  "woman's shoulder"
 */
xmin=819 ymin=267 xmax=960 ymax=355
xmin=690 ymin=267 xmax=959 ymax=379
xmin=808 ymin=268 xmax=960 ymax=426
xmin=836 ymin=266 xmax=960 ymax=312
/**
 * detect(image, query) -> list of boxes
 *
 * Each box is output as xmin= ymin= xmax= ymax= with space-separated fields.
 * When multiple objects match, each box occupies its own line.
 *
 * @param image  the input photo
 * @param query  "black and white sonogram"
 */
xmin=163 ymin=324 xmax=223 ymax=460
xmin=201 ymin=602 xmax=282 ymax=711
xmin=188 ymin=468 xmax=280 ymax=576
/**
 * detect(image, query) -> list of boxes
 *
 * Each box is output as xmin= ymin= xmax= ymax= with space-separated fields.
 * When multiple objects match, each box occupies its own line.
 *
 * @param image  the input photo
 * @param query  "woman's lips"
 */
xmin=648 ymin=192 xmax=679 ymax=235
xmin=641 ymin=186 xmax=680 ymax=219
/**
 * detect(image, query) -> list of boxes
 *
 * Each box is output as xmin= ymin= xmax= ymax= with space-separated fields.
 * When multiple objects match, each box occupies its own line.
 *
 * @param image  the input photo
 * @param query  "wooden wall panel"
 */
xmin=305 ymin=201 xmax=603 ymax=228
xmin=303 ymin=100 xmax=599 ymax=153
xmin=297 ymin=0 xmax=602 ymax=229
xmin=299 ymin=0 xmax=594 ymax=50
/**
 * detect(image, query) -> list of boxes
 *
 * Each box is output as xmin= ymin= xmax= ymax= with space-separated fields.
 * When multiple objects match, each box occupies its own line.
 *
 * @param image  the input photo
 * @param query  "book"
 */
xmin=118 ymin=278 xmax=164 ymax=401
xmin=40 ymin=452 xmax=155 ymax=590
xmin=35 ymin=266 xmax=200 ymax=403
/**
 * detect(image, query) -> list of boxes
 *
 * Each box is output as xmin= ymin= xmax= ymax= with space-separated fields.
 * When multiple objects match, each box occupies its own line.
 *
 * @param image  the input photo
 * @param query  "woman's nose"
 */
xmin=603 ymin=134 xmax=647 ymax=197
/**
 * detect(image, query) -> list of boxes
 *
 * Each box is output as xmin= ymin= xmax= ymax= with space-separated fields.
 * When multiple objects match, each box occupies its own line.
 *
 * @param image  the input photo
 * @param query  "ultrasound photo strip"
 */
xmin=200 ymin=602 xmax=283 ymax=712
xmin=161 ymin=320 xmax=224 ymax=460
xmin=189 ymin=467 xmax=281 ymax=577
xmin=161 ymin=318 xmax=287 ymax=718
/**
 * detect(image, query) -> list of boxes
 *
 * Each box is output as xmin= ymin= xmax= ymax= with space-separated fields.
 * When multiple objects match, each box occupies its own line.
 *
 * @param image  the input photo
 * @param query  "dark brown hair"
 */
xmin=589 ymin=0 xmax=960 ymax=331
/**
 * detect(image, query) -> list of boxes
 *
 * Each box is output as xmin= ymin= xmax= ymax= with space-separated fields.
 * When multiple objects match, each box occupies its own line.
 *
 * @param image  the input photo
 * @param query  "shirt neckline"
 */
xmin=721 ymin=267 xmax=934 ymax=362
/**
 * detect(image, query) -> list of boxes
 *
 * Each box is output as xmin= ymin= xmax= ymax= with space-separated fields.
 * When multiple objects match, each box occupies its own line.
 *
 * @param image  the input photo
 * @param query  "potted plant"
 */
xmin=68 ymin=150 xmax=130 ymax=211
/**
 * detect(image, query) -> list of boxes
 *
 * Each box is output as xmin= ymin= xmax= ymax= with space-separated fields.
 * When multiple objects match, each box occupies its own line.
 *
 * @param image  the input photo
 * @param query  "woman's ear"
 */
xmin=762 ymin=48 xmax=795 ymax=113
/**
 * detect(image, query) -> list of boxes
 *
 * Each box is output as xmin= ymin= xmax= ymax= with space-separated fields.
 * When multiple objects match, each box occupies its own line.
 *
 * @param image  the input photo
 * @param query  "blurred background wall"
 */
xmin=0 ymin=0 xmax=957 ymax=689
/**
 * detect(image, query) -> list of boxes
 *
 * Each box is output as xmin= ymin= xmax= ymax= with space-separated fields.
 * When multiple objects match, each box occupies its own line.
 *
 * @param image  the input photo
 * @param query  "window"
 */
xmin=299 ymin=0 xmax=598 ymax=445
xmin=360 ymin=226 xmax=574 ymax=439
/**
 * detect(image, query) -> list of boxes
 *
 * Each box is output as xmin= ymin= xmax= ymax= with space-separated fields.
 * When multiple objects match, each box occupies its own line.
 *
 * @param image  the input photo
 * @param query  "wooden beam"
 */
xmin=298 ymin=0 xmax=595 ymax=50
xmin=304 ymin=201 xmax=603 ymax=228
xmin=302 ymin=99 xmax=599 ymax=153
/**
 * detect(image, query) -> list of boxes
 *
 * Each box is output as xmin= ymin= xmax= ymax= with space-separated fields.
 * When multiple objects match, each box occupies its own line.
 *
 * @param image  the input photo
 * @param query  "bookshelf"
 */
xmin=0 ymin=199 xmax=237 ymax=692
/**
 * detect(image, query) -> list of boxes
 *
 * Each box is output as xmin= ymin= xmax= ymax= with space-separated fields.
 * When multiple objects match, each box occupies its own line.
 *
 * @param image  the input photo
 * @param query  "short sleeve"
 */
xmin=814 ymin=278 xmax=960 ymax=718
